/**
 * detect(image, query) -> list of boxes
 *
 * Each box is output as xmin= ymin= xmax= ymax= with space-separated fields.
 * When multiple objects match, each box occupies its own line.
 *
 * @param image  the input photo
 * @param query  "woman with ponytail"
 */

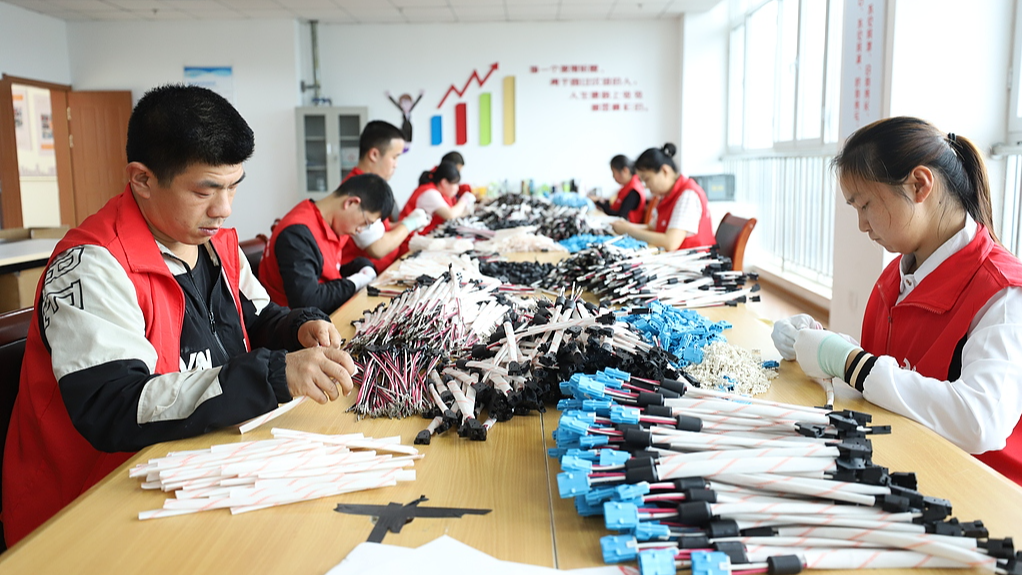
xmin=591 ymin=155 xmax=646 ymax=223
xmin=396 ymin=161 xmax=474 ymax=256
xmin=611 ymin=143 xmax=714 ymax=250
xmin=771 ymin=117 xmax=1022 ymax=485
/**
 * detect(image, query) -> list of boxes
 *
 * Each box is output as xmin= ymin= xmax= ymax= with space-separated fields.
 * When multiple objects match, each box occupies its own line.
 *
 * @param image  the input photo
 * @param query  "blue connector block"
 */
xmin=557 ymin=398 xmax=583 ymax=411
xmin=604 ymin=501 xmax=640 ymax=531
xmin=548 ymin=447 xmax=570 ymax=459
xmin=583 ymin=399 xmax=614 ymax=416
xmin=691 ymin=551 xmax=732 ymax=575
xmin=601 ymin=534 xmax=639 ymax=563
xmin=603 ymin=367 xmax=631 ymax=381
xmin=560 ymin=455 xmax=593 ymax=473
xmin=564 ymin=410 xmax=596 ymax=424
xmin=762 ymin=360 xmax=780 ymax=369
xmin=577 ymin=377 xmax=607 ymax=399
xmin=634 ymin=521 xmax=672 ymax=541
xmin=599 ymin=449 xmax=632 ymax=466
xmin=610 ymin=405 xmax=641 ymax=425
xmin=557 ymin=471 xmax=591 ymax=498
xmin=559 ymin=380 xmax=578 ymax=396
xmin=552 ymin=427 xmax=581 ymax=446
xmin=614 ymin=481 xmax=650 ymax=501
xmin=575 ymin=495 xmax=605 ymax=517
xmin=585 ymin=485 xmax=618 ymax=505
xmin=596 ymin=372 xmax=624 ymax=388
xmin=565 ymin=448 xmax=600 ymax=462
xmin=638 ymin=548 xmax=677 ymax=575
xmin=559 ymin=416 xmax=592 ymax=437
xmin=580 ymin=434 xmax=609 ymax=449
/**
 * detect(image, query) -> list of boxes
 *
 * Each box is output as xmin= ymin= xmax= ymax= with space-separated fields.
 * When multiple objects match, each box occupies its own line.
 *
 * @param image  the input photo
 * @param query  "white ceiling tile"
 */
xmin=400 ymin=6 xmax=456 ymax=22
xmin=278 ymin=0 xmax=336 ymax=7
xmin=343 ymin=6 xmax=404 ymax=22
xmin=50 ymin=0 xmax=119 ymax=10
xmin=558 ymin=5 xmax=611 ymax=19
xmin=143 ymin=8 xmax=193 ymax=18
xmin=447 ymin=0 xmax=503 ymax=5
xmin=506 ymin=3 xmax=556 ymax=16
xmin=186 ymin=8 xmax=247 ymax=18
xmin=451 ymin=5 xmax=504 ymax=17
xmin=237 ymin=7 xmax=295 ymax=17
xmin=389 ymin=0 xmax=447 ymax=7
xmin=662 ymin=0 xmax=722 ymax=12
xmin=217 ymin=0 xmax=281 ymax=8
xmin=291 ymin=7 xmax=354 ymax=20
xmin=610 ymin=1 xmax=668 ymax=15
xmin=105 ymin=0 xmax=160 ymax=9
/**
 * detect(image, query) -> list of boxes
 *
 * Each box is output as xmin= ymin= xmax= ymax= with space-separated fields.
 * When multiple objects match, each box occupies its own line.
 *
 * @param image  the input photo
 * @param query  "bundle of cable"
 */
xmin=130 ymin=428 xmax=420 ymax=520
xmin=550 ymin=368 xmax=1020 ymax=575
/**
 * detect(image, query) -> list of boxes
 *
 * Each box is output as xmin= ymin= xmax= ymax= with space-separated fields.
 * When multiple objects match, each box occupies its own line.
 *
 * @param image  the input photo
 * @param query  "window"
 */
xmin=1009 ymin=0 xmax=1022 ymax=143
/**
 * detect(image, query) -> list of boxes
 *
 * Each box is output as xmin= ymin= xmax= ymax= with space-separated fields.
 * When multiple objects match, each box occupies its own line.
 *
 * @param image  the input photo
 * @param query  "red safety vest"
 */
xmin=338 ymin=167 xmax=399 ymax=271
xmin=259 ymin=199 xmax=349 ymax=307
xmin=2 ymin=187 xmax=248 ymax=545
xmin=612 ymin=175 xmax=647 ymax=224
xmin=861 ymin=225 xmax=1022 ymax=484
xmin=395 ymin=183 xmax=457 ymax=257
xmin=653 ymin=175 xmax=714 ymax=250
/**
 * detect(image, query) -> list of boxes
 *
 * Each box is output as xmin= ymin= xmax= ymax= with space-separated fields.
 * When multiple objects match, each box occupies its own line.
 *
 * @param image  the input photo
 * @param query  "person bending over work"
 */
xmin=431 ymin=150 xmax=473 ymax=199
xmin=611 ymin=143 xmax=713 ymax=251
xmin=396 ymin=161 xmax=475 ymax=257
xmin=260 ymin=173 xmax=395 ymax=314
xmin=339 ymin=120 xmax=428 ymax=272
xmin=772 ymin=116 xmax=1022 ymax=485
xmin=591 ymin=154 xmax=646 ymax=223
xmin=2 ymin=85 xmax=357 ymax=545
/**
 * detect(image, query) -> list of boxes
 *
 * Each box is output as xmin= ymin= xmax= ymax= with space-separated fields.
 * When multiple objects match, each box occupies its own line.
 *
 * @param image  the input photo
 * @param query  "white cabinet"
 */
xmin=295 ymin=106 xmax=367 ymax=195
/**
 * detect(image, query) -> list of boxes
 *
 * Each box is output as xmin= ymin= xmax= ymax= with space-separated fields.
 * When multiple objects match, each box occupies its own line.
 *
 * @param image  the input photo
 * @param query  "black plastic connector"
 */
xmin=712 ymin=541 xmax=748 ymax=564
xmin=706 ymin=519 xmax=740 ymax=539
xmin=413 ymin=429 xmax=432 ymax=445
xmin=675 ymin=501 xmax=714 ymax=525
xmin=767 ymin=555 xmax=803 ymax=575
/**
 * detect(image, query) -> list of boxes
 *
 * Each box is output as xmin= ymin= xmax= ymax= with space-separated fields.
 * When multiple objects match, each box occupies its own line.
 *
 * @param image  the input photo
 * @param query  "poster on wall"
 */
xmin=839 ymin=0 xmax=885 ymax=140
xmin=12 ymin=87 xmax=31 ymax=152
xmin=33 ymin=92 xmax=54 ymax=155
xmin=184 ymin=66 xmax=234 ymax=104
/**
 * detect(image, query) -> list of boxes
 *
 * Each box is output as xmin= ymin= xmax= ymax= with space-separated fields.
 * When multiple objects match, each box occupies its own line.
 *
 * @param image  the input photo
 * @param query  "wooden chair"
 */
xmin=239 ymin=234 xmax=269 ymax=278
xmin=714 ymin=212 xmax=757 ymax=271
xmin=0 ymin=307 xmax=33 ymax=553
xmin=642 ymin=196 xmax=660 ymax=225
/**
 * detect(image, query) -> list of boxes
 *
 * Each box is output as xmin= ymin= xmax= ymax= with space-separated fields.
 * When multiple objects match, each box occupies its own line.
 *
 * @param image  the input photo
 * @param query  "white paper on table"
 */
xmin=325 ymin=535 xmax=638 ymax=575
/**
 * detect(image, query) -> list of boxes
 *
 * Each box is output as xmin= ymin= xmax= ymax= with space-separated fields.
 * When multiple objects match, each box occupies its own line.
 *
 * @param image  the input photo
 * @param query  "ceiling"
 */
xmin=2 ymin=0 xmax=722 ymax=23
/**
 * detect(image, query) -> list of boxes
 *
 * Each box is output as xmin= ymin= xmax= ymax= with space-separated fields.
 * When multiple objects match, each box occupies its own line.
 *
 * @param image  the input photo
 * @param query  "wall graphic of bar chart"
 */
xmin=430 ymin=76 xmax=515 ymax=146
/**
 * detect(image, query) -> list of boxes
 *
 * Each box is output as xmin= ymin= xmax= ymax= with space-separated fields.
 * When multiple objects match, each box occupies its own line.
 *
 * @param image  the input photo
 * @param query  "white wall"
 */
xmin=65 ymin=19 xmax=303 ymax=240
xmin=304 ymin=20 xmax=681 ymax=207
xmin=0 ymin=2 xmax=70 ymax=85
xmin=680 ymin=1 xmax=729 ymax=177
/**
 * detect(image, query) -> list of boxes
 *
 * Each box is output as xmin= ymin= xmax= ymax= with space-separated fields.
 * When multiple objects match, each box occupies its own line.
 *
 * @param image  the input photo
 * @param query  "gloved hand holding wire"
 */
xmin=770 ymin=313 xmax=824 ymax=360
xmin=347 ymin=265 xmax=377 ymax=292
xmin=399 ymin=208 xmax=430 ymax=233
xmin=794 ymin=328 xmax=861 ymax=379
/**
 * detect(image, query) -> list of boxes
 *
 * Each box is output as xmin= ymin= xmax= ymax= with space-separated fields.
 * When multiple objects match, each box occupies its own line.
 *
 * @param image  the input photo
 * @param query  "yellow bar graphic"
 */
xmin=503 ymin=76 xmax=515 ymax=145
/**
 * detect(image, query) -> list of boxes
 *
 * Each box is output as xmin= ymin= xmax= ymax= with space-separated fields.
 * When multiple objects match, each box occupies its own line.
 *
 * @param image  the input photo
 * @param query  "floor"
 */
xmin=745 ymin=277 xmax=830 ymax=329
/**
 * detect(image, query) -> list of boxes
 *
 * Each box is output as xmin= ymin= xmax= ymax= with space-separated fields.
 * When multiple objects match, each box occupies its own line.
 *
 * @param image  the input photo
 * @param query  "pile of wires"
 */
xmin=550 ymin=367 xmax=1021 ymax=575
xmin=433 ymin=193 xmax=608 ymax=241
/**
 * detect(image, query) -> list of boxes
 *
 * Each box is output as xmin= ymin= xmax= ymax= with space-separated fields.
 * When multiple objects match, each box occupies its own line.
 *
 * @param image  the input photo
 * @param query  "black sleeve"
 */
xmin=59 ymin=350 xmax=292 ymax=453
xmin=273 ymin=224 xmax=360 ymax=314
xmin=616 ymin=190 xmax=641 ymax=219
xmin=241 ymin=295 xmax=329 ymax=352
xmin=595 ymin=199 xmax=615 ymax=215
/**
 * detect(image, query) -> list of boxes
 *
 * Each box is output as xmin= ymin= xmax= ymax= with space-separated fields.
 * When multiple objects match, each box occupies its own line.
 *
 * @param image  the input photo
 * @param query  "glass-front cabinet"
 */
xmin=295 ymin=106 xmax=367 ymax=195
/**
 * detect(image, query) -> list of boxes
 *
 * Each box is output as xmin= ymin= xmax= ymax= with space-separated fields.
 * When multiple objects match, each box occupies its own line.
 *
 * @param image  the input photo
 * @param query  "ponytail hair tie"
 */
xmin=947 ymin=132 xmax=957 ymax=143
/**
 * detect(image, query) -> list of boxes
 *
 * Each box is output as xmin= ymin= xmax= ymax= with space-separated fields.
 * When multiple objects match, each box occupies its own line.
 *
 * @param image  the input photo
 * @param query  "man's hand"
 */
xmin=348 ymin=266 xmax=378 ymax=291
xmin=297 ymin=319 xmax=343 ymax=349
xmin=611 ymin=219 xmax=633 ymax=235
xmin=285 ymin=347 xmax=356 ymax=403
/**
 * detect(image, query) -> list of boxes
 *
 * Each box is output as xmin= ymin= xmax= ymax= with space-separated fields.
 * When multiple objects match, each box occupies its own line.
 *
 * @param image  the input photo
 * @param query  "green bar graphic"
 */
xmin=479 ymin=93 xmax=492 ymax=146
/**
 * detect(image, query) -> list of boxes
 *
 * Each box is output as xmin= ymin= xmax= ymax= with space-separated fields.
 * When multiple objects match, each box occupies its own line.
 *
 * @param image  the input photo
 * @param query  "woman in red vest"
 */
xmin=611 ymin=143 xmax=714 ymax=250
xmin=774 ymin=117 xmax=1022 ymax=485
xmin=396 ymin=161 xmax=475 ymax=256
xmin=591 ymin=155 xmax=646 ymax=223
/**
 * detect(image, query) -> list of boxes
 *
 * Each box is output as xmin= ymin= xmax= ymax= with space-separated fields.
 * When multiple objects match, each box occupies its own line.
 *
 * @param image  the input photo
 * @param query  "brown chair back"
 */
xmin=642 ymin=196 xmax=660 ymax=225
xmin=239 ymin=234 xmax=269 ymax=278
xmin=714 ymin=212 xmax=757 ymax=271
xmin=0 ymin=307 xmax=33 ymax=552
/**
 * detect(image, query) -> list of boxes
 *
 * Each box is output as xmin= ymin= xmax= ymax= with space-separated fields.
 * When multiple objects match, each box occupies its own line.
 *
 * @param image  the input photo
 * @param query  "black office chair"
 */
xmin=715 ymin=212 xmax=757 ymax=271
xmin=239 ymin=234 xmax=269 ymax=278
xmin=0 ymin=307 xmax=33 ymax=554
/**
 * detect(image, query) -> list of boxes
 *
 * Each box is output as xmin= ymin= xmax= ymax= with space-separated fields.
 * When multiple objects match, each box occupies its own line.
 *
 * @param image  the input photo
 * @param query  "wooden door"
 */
xmin=67 ymin=91 xmax=131 ymax=225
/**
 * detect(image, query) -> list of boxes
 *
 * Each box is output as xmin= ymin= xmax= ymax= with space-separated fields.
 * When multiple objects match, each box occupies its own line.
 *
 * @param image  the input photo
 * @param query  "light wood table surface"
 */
xmin=2 ymin=264 xmax=1020 ymax=574
xmin=0 ymin=238 xmax=59 ymax=274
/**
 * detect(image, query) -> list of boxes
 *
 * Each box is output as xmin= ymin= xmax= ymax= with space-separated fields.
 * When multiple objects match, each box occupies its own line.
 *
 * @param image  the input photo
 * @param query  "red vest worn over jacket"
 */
xmin=612 ymin=175 xmax=647 ymax=224
xmin=338 ymin=168 xmax=399 ymax=272
xmin=861 ymin=226 xmax=1022 ymax=484
xmin=260 ymin=199 xmax=348 ymax=307
xmin=653 ymin=176 xmax=714 ymax=250
xmin=395 ymin=183 xmax=456 ymax=258
xmin=2 ymin=187 xmax=248 ymax=545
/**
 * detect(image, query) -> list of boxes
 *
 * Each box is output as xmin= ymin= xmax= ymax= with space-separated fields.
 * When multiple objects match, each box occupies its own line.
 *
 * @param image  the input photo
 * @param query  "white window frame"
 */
xmin=1008 ymin=0 xmax=1022 ymax=143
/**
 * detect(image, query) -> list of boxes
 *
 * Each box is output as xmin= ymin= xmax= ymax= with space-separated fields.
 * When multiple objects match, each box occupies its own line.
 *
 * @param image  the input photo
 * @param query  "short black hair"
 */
xmin=334 ymin=173 xmax=395 ymax=218
xmin=126 ymin=84 xmax=254 ymax=184
xmin=441 ymin=151 xmax=465 ymax=166
xmin=610 ymin=154 xmax=634 ymax=174
xmin=359 ymin=120 xmax=404 ymax=159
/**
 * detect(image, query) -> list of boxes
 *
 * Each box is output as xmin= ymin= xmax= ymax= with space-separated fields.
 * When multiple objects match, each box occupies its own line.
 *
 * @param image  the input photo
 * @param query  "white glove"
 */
xmin=459 ymin=192 xmax=477 ymax=208
xmin=770 ymin=313 xmax=823 ymax=361
xmin=794 ymin=328 xmax=859 ymax=379
xmin=400 ymin=208 xmax=430 ymax=233
xmin=347 ymin=265 xmax=377 ymax=291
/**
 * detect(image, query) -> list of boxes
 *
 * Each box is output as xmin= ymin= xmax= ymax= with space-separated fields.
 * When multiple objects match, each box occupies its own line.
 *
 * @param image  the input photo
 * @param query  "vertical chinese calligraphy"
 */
xmin=530 ymin=64 xmax=648 ymax=112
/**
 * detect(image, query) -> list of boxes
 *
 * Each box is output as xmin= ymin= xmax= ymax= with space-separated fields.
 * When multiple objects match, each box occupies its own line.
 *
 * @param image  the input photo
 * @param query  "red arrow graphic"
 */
xmin=437 ymin=62 xmax=499 ymax=109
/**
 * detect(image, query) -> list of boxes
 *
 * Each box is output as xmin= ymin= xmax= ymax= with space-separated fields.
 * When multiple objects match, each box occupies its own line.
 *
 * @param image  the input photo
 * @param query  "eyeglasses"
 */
xmin=358 ymin=206 xmax=372 ymax=232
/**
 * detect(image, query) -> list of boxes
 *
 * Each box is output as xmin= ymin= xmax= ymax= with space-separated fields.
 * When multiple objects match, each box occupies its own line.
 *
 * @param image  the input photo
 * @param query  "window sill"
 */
xmin=750 ymin=261 xmax=832 ymax=314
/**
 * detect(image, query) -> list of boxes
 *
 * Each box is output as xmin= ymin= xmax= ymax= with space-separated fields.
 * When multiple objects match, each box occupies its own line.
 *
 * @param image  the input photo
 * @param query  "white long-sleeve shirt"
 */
xmin=846 ymin=216 xmax=1022 ymax=454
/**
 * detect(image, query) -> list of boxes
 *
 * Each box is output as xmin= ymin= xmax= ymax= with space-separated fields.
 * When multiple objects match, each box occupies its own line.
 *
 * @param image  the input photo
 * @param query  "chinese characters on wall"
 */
xmin=840 ymin=0 xmax=885 ymax=140
xmin=530 ymin=64 xmax=648 ymax=112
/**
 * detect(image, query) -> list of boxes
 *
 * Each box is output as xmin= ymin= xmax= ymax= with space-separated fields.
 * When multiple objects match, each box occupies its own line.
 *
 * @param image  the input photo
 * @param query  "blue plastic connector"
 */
xmin=560 ymin=455 xmax=593 ymax=473
xmin=762 ymin=360 xmax=780 ymax=369
xmin=575 ymin=495 xmax=605 ymax=517
xmin=634 ymin=521 xmax=672 ymax=541
xmin=604 ymin=367 xmax=631 ymax=381
xmin=638 ymin=548 xmax=677 ymax=575
xmin=585 ymin=485 xmax=618 ymax=505
xmin=580 ymin=434 xmax=610 ymax=448
xmin=583 ymin=399 xmax=614 ymax=416
xmin=557 ymin=398 xmax=583 ymax=411
xmin=596 ymin=372 xmax=625 ymax=388
xmin=557 ymin=471 xmax=591 ymax=498
xmin=614 ymin=481 xmax=651 ymax=501
xmin=548 ymin=446 xmax=570 ymax=459
xmin=601 ymin=534 xmax=639 ymax=563
xmin=604 ymin=501 xmax=640 ymax=530
xmin=559 ymin=380 xmax=578 ymax=396
xmin=552 ymin=427 xmax=581 ymax=446
xmin=564 ymin=410 xmax=596 ymax=424
xmin=610 ymin=405 xmax=641 ymax=425
xmin=691 ymin=551 xmax=732 ymax=575
xmin=559 ymin=416 xmax=592 ymax=437
xmin=599 ymin=449 xmax=632 ymax=466
xmin=577 ymin=377 xmax=607 ymax=399
xmin=565 ymin=448 xmax=600 ymax=462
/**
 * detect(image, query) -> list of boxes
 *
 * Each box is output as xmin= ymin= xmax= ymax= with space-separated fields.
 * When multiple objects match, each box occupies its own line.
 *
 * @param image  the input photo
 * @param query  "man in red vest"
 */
xmin=2 ymin=85 xmax=356 ymax=546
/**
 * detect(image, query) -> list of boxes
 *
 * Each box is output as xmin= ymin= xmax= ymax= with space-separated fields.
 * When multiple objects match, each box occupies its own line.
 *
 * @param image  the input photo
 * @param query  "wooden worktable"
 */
xmin=0 ymin=237 xmax=59 ymax=275
xmin=2 ymin=274 xmax=1020 ymax=574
